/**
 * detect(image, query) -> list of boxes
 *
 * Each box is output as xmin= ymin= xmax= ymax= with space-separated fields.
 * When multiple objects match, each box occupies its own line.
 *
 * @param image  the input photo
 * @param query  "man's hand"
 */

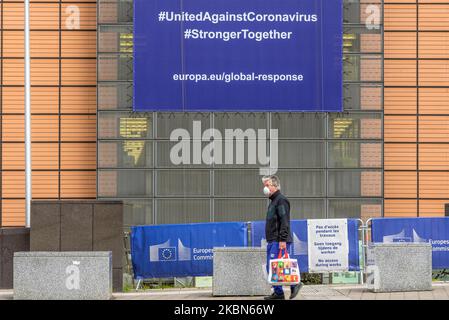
xmin=279 ymin=241 xmax=286 ymax=250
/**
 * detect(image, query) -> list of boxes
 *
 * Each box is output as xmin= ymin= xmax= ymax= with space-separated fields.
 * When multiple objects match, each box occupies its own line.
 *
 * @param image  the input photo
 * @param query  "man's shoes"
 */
xmin=290 ymin=282 xmax=304 ymax=300
xmin=264 ymin=292 xmax=285 ymax=300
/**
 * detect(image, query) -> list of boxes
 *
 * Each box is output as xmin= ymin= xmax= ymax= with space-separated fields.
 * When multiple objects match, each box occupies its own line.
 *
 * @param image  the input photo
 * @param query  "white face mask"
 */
xmin=263 ymin=186 xmax=271 ymax=197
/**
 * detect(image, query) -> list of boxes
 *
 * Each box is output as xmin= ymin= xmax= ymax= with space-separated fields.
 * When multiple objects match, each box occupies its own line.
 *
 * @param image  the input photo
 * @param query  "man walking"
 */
xmin=262 ymin=175 xmax=303 ymax=300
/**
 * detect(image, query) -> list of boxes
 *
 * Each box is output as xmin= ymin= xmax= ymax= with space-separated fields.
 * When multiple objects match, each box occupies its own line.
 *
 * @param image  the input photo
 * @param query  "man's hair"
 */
xmin=262 ymin=175 xmax=281 ymax=190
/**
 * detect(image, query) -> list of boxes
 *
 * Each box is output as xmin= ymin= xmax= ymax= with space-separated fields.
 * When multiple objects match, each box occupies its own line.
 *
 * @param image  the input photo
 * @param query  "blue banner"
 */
xmin=251 ymin=219 xmax=360 ymax=272
xmin=371 ymin=217 xmax=449 ymax=269
xmin=133 ymin=0 xmax=343 ymax=111
xmin=130 ymin=222 xmax=247 ymax=278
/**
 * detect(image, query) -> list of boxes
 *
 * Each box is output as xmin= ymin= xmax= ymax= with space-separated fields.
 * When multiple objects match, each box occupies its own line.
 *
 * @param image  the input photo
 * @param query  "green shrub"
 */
xmin=301 ymin=273 xmax=322 ymax=285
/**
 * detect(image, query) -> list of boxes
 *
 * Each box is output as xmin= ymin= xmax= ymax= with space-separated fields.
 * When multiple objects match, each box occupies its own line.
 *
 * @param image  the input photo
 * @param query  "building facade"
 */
xmin=0 ymin=0 xmax=448 ymax=228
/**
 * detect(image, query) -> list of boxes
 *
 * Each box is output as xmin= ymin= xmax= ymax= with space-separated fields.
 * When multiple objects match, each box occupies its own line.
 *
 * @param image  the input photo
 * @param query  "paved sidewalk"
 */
xmin=112 ymin=282 xmax=449 ymax=300
xmin=2 ymin=282 xmax=448 ymax=300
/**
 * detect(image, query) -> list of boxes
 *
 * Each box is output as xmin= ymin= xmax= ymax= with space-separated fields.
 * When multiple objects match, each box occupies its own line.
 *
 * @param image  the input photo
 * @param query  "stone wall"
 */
xmin=0 ymin=228 xmax=30 ymax=289
xmin=30 ymin=200 xmax=123 ymax=292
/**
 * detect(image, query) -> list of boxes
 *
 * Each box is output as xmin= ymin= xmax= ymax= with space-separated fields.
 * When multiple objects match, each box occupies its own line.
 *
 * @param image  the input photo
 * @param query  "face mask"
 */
xmin=263 ymin=186 xmax=271 ymax=197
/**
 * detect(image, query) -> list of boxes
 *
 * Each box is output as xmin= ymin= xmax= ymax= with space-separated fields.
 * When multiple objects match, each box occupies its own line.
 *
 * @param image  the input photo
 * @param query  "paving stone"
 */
xmin=4 ymin=283 xmax=449 ymax=300
xmin=375 ymin=292 xmax=391 ymax=300
xmin=347 ymin=289 xmax=364 ymax=300
xmin=432 ymin=287 xmax=448 ymax=300
xmin=330 ymin=296 xmax=352 ymax=300
xmin=403 ymin=291 xmax=419 ymax=300
xmin=418 ymin=290 xmax=434 ymax=300
xmin=390 ymin=292 xmax=404 ymax=300
xmin=360 ymin=292 xmax=377 ymax=300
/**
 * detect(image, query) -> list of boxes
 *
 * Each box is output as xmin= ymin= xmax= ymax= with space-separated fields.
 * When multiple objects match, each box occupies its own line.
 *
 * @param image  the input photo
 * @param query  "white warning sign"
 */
xmin=307 ymin=219 xmax=349 ymax=272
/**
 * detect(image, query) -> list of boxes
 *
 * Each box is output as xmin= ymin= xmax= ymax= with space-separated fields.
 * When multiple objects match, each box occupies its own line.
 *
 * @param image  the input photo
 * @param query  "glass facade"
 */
xmin=97 ymin=0 xmax=384 ymax=227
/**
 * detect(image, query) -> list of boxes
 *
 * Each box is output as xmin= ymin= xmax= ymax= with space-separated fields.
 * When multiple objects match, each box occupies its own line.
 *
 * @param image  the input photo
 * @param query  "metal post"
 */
xmin=24 ymin=0 xmax=32 ymax=228
xmin=363 ymin=218 xmax=373 ymax=285
xmin=357 ymin=219 xmax=365 ymax=285
xmin=135 ymin=279 xmax=142 ymax=291
xmin=247 ymin=221 xmax=252 ymax=247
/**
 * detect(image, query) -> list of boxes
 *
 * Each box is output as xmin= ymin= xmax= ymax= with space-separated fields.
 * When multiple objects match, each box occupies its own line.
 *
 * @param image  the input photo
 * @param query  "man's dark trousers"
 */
xmin=266 ymin=241 xmax=298 ymax=296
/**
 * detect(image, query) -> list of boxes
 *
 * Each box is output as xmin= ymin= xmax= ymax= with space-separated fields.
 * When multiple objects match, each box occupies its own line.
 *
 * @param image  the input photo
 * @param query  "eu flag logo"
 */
xmin=393 ymin=237 xmax=411 ymax=243
xmin=158 ymin=247 xmax=176 ymax=261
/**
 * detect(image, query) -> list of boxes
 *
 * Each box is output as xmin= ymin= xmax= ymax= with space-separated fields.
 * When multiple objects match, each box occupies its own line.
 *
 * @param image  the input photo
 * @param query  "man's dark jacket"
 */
xmin=265 ymin=190 xmax=293 ymax=243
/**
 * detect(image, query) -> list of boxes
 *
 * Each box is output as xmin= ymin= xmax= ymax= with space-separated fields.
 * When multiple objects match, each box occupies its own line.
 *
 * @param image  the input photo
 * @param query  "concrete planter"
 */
xmin=213 ymin=247 xmax=271 ymax=296
xmin=367 ymin=243 xmax=432 ymax=293
xmin=14 ymin=251 xmax=112 ymax=300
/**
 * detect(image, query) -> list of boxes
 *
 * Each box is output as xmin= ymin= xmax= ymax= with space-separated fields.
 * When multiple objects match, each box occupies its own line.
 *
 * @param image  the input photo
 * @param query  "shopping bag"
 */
xmin=267 ymin=248 xmax=301 ymax=286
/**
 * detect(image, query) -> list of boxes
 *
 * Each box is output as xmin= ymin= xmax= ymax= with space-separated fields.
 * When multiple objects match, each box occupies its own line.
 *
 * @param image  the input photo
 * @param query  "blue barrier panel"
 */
xmin=251 ymin=219 xmax=360 ymax=272
xmin=131 ymin=222 xmax=247 ymax=278
xmin=133 ymin=0 xmax=343 ymax=111
xmin=371 ymin=217 xmax=449 ymax=269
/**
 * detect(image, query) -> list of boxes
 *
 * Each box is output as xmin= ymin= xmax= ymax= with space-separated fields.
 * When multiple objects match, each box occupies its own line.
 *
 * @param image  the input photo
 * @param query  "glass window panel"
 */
xmin=344 ymin=0 xmax=361 ymax=24
xmin=156 ymin=112 xmax=211 ymax=139
xmin=328 ymin=113 xmax=382 ymax=139
xmin=214 ymin=198 xmax=326 ymax=222
xmin=289 ymin=199 xmax=326 ymax=219
xmin=98 ymin=0 xmax=133 ymax=24
xmin=278 ymin=141 xmax=325 ymax=168
xmin=328 ymin=170 xmax=382 ymax=197
xmin=344 ymin=84 xmax=382 ymax=111
xmin=329 ymin=141 xmax=361 ymax=168
xmin=329 ymin=170 xmax=361 ymax=197
xmin=343 ymin=55 xmax=382 ymax=82
xmin=98 ymin=25 xmax=133 ymax=53
xmin=214 ymin=199 xmax=267 ymax=222
xmin=98 ymin=54 xmax=133 ymax=81
xmin=156 ymin=141 xmax=212 ymax=168
xmin=156 ymin=199 xmax=210 ymax=224
xmin=271 ymin=113 xmax=326 ymax=138
xmin=213 ymin=113 xmax=267 ymax=132
xmin=343 ymin=31 xmax=382 ymax=55
xmin=98 ymin=140 xmax=152 ymax=168
xmin=214 ymin=169 xmax=262 ymax=197
xmin=98 ymin=112 xmax=152 ymax=139
xmin=98 ymin=83 xmax=133 ymax=110
xmin=98 ymin=169 xmax=153 ymax=197
xmin=213 ymin=138 xmax=268 ymax=169
xmin=343 ymin=2 xmax=383 ymax=27
xmin=328 ymin=141 xmax=382 ymax=168
xmin=156 ymin=170 xmax=210 ymax=196
xmin=123 ymin=199 xmax=153 ymax=226
xmin=277 ymin=170 xmax=325 ymax=197
xmin=328 ymin=198 xmax=382 ymax=219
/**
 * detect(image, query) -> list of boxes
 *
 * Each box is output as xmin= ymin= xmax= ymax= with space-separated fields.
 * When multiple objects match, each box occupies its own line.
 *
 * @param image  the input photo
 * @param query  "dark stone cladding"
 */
xmin=0 ymin=228 xmax=30 ymax=289
xmin=30 ymin=200 xmax=124 ymax=292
